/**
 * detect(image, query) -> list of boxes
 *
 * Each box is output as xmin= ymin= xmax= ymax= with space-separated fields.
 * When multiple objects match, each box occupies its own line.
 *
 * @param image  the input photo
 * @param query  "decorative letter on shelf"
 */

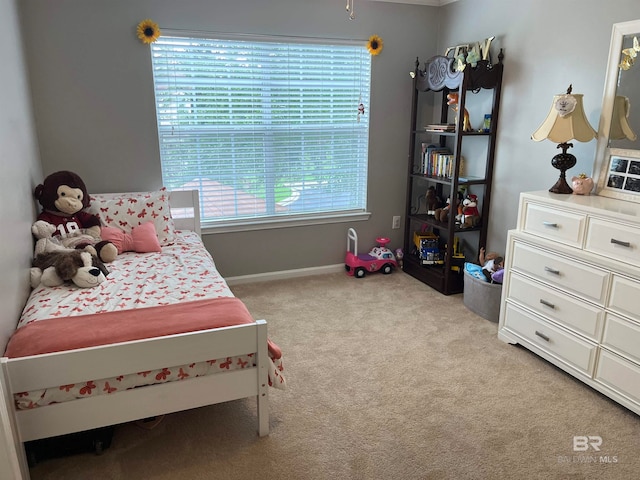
xmin=444 ymin=36 xmax=496 ymax=68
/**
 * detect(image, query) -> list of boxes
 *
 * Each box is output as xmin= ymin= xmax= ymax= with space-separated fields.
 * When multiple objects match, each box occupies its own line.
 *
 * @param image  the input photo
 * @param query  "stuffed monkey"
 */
xmin=34 ymin=171 xmax=118 ymax=263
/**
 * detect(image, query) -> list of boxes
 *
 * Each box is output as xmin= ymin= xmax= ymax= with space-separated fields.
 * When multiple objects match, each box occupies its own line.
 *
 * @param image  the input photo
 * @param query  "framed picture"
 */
xmin=596 ymin=148 xmax=640 ymax=203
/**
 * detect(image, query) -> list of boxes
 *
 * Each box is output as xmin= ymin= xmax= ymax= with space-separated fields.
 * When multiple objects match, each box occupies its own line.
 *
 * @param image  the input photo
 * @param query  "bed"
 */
xmin=0 ymin=189 xmax=284 ymax=476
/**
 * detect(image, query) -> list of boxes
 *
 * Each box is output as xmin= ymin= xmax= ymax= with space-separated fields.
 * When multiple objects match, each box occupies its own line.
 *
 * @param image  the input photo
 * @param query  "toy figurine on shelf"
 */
xmin=460 ymin=193 xmax=481 ymax=228
xmin=447 ymin=92 xmax=473 ymax=132
xmin=413 ymin=230 xmax=444 ymax=266
xmin=426 ymin=186 xmax=441 ymax=215
xmin=434 ymin=197 xmax=453 ymax=223
xmin=450 ymin=237 xmax=466 ymax=272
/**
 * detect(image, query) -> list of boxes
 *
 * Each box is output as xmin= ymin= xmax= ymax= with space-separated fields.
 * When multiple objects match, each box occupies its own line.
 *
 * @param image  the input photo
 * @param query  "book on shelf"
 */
xmin=458 ymin=176 xmax=486 ymax=183
xmin=425 ymin=124 xmax=455 ymax=132
xmin=420 ymin=144 xmax=453 ymax=177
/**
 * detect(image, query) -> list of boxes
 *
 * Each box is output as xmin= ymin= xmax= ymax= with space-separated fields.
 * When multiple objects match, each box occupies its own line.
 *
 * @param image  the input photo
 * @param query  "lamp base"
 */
xmin=549 ymin=144 xmax=577 ymax=195
xmin=549 ymin=176 xmax=574 ymax=194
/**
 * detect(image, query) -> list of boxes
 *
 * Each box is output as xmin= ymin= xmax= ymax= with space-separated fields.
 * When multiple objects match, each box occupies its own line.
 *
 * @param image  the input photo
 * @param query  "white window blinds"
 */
xmin=150 ymin=34 xmax=371 ymax=227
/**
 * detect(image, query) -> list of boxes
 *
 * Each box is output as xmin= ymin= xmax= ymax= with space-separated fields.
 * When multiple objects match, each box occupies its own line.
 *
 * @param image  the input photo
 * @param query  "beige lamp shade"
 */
xmin=610 ymin=95 xmax=637 ymax=141
xmin=531 ymin=93 xmax=597 ymax=143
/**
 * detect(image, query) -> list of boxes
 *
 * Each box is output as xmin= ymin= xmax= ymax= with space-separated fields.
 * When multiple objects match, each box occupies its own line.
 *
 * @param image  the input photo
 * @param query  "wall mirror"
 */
xmin=594 ymin=19 xmax=640 ymax=201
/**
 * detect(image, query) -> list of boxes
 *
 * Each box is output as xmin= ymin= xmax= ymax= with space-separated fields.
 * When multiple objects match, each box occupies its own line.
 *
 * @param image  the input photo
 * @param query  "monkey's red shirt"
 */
xmin=38 ymin=211 xmax=101 ymax=238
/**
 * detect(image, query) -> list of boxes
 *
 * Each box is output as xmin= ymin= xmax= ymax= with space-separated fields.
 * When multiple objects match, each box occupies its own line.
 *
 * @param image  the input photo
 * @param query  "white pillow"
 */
xmin=87 ymin=188 xmax=176 ymax=245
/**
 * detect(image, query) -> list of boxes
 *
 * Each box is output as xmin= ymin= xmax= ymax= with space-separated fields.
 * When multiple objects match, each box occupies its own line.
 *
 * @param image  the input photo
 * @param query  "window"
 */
xmin=150 ymin=33 xmax=371 ymax=230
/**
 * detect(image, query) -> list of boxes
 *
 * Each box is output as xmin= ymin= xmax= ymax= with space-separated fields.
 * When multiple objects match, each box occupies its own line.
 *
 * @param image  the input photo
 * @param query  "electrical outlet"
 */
xmin=392 ymin=215 xmax=401 ymax=229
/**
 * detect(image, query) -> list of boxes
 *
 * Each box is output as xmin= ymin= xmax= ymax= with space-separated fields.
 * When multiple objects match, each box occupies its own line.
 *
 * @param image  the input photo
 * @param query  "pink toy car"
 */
xmin=345 ymin=228 xmax=398 ymax=278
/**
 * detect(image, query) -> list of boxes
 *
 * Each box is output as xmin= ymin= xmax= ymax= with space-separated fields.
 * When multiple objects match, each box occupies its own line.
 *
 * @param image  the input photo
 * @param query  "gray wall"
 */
xmin=18 ymin=0 xmax=440 ymax=278
xmin=0 ymin=0 xmax=42 ymax=351
xmin=0 ymin=0 xmax=42 ymax=474
xmin=439 ymin=0 xmax=640 ymax=259
xmin=11 ymin=0 xmax=640 ymax=280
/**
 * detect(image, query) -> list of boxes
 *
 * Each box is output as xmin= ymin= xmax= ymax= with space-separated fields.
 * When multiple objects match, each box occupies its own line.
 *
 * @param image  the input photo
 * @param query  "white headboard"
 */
xmin=95 ymin=190 xmax=201 ymax=236
xmin=169 ymin=190 xmax=201 ymax=236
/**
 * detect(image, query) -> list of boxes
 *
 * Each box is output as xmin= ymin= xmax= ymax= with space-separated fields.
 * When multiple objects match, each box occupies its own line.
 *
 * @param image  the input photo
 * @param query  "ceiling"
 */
xmin=367 ymin=0 xmax=459 ymax=6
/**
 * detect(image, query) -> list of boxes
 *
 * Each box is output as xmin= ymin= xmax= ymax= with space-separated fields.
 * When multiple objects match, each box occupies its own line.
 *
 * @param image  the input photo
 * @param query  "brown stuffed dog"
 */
xmin=433 ymin=197 xmax=452 ymax=223
xmin=434 ymin=191 xmax=462 ymax=223
xmin=34 ymin=171 xmax=117 ymax=263
xmin=30 ymin=250 xmax=109 ymax=288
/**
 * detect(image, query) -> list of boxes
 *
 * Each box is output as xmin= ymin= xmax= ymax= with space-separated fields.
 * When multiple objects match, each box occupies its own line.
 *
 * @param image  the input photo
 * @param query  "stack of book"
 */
xmin=425 ymin=124 xmax=455 ymax=132
xmin=420 ymin=143 xmax=454 ymax=177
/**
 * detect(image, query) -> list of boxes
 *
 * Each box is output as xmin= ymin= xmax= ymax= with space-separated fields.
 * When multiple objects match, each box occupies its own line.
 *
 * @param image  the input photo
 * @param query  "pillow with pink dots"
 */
xmin=86 ymin=188 xmax=176 ymax=245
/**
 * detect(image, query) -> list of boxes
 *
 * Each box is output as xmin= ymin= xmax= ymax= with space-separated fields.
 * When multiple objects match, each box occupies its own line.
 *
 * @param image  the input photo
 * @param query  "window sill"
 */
xmin=201 ymin=211 xmax=371 ymax=234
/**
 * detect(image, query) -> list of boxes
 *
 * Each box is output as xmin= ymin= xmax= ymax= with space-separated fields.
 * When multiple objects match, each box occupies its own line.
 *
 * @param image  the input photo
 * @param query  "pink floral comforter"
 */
xmin=10 ymin=231 xmax=285 ymax=409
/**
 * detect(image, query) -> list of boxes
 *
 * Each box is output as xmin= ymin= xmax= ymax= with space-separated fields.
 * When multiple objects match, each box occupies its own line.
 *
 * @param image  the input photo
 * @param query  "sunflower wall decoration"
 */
xmin=367 ymin=35 xmax=383 ymax=56
xmin=137 ymin=19 xmax=161 ymax=44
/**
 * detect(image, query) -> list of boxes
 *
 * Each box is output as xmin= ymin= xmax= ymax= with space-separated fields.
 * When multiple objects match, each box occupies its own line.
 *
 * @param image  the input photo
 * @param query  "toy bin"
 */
xmin=463 ymin=268 xmax=502 ymax=323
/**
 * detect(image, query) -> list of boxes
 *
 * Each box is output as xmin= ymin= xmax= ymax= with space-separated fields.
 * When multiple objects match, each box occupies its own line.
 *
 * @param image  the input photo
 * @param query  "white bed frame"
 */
xmin=0 ymin=190 xmax=269 ymax=479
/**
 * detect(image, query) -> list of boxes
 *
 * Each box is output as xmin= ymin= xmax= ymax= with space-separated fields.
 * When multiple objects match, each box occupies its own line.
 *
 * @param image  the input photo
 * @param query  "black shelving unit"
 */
xmin=403 ymin=52 xmax=504 ymax=295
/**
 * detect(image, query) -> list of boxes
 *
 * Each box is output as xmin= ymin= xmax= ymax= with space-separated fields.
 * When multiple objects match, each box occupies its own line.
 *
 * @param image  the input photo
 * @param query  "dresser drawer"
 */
xmin=503 ymin=303 xmax=597 ymax=374
xmin=507 ymin=273 xmax=603 ymax=340
xmin=608 ymin=274 xmax=640 ymax=323
xmin=585 ymin=218 xmax=640 ymax=267
xmin=511 ymin=241 xmax=609 ymax=304
xmin=602 ymin=313 xmax=640 ymax=364
xmin=522 ymin=202 xmax=586 ymax=247
xmin=595 ymin=349 xmax=640 ymax=404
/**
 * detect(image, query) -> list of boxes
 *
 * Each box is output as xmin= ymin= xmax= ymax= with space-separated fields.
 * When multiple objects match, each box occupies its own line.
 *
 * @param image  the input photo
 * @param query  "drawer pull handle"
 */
xmin=542 ymin=222 xmax=558 ymax=228
xmin=535 ymin=331 xmax=550 ymax=342
xmin=539 ymin=299 xmax=556 ymax=309
xmin=610 ymin=238 xmax=631 ymax=248
xmin=544 ymin=266 xmax=560 ymax=275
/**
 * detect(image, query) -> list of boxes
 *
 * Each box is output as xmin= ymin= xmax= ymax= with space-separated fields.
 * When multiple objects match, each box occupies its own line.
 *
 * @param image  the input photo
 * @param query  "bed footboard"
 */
xmin=1 ymin=319 xmax=269 ymax=443
xmin=0 ymin=365 xmax=29 ymax=479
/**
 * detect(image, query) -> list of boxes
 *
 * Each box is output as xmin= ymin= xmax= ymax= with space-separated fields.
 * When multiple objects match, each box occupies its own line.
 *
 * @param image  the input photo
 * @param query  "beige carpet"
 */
xmin=30 ymin=272 xmax=640 ymax=480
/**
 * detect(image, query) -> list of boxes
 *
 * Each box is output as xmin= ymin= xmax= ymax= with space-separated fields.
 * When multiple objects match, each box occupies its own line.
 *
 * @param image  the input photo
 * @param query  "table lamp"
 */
xmin=609 ymin=95 xmax=637 ymax=141
xmin=531 ymin=85 xmax=597 ymax=194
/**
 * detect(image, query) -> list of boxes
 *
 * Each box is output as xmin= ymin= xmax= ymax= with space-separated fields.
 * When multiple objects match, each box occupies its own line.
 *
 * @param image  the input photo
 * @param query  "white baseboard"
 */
xmin=225 ymin=264 xmax=345 ymax=286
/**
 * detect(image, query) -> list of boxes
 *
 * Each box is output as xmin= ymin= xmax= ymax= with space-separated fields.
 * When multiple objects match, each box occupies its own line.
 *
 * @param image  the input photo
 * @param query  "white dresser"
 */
xmin=499 ymin=190 xmax=640 ymax=415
